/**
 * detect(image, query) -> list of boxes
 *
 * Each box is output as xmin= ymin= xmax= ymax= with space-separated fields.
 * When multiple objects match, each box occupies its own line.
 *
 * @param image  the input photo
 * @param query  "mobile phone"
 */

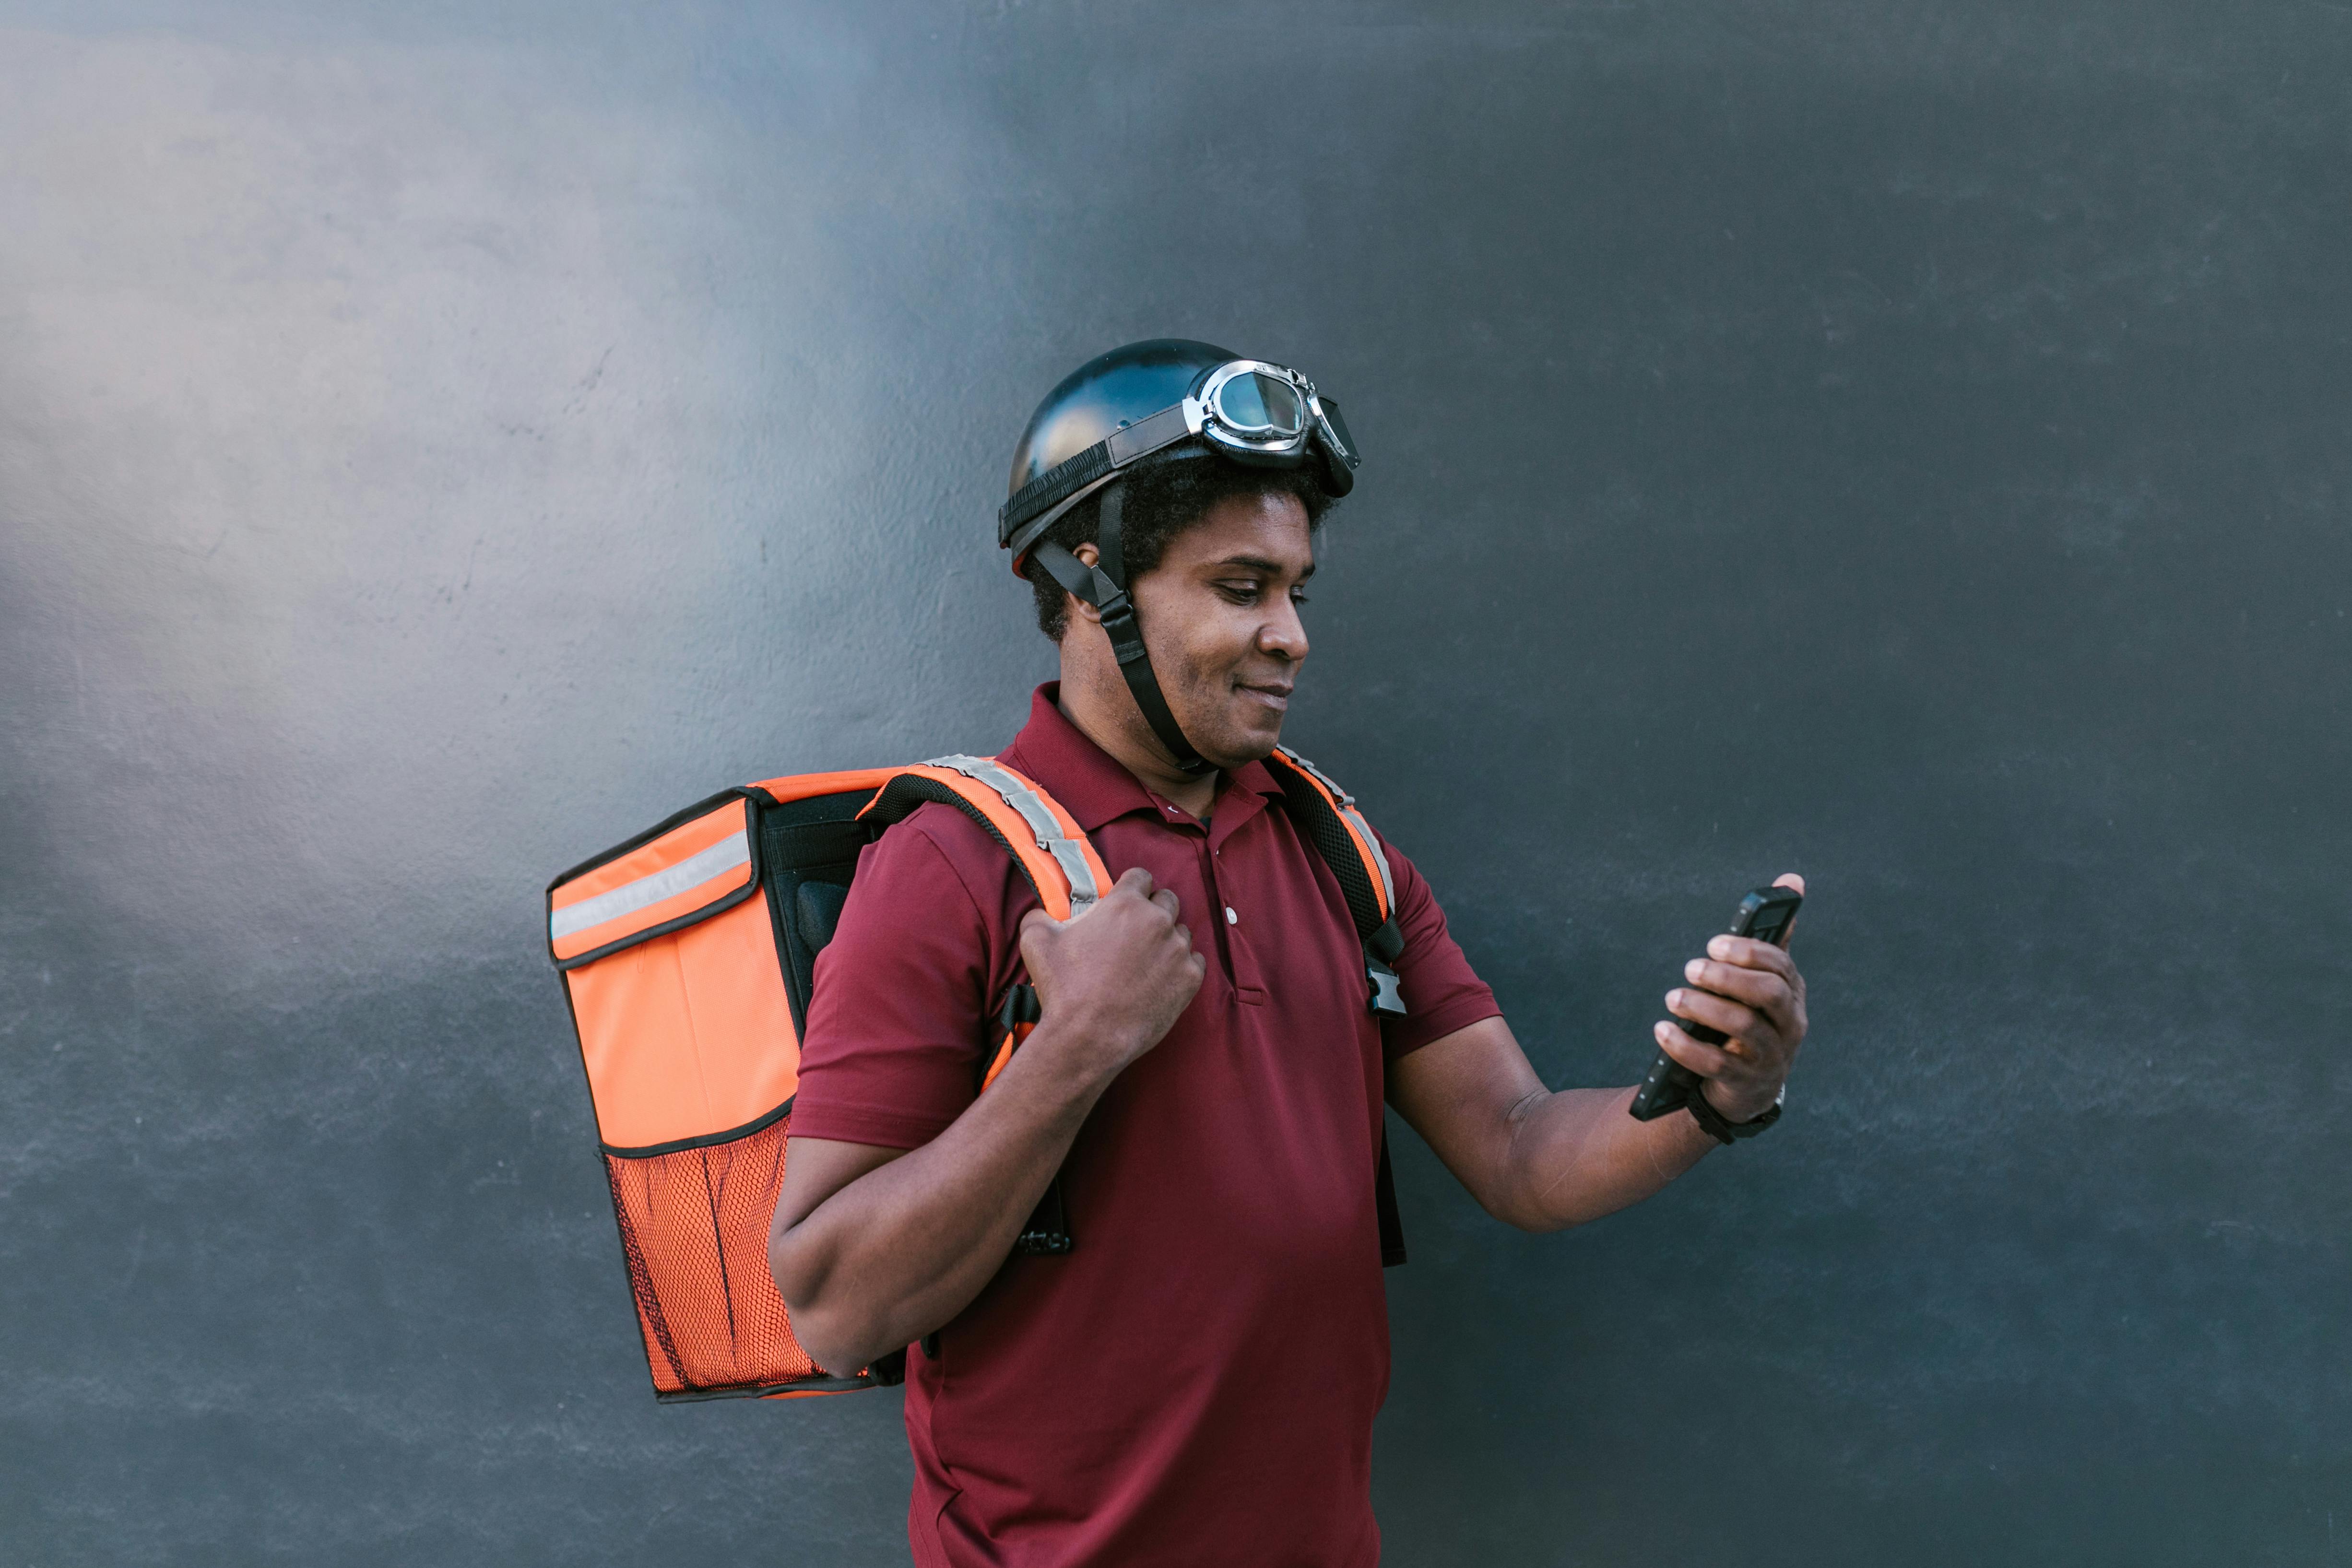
xmin=1627 ymin=884 xmax=1803 ymax=1121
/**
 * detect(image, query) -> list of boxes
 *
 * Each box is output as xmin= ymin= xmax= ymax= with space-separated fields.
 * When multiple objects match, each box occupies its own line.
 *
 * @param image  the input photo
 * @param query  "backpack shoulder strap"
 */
xmin=1261 ymin=745 xmax=1411 ymax=1269
xmin=854 ymin=755 xmax=1114 ymax=920
xmin=852 ymin=754 xmax=1106 ymax=1260
xmin=1262 ymin=747 xmax=1408 ymax=1017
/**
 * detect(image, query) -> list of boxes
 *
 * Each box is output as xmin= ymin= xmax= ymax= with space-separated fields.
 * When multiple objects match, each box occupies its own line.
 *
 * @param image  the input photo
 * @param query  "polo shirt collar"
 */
xmin=1002 ymin=683 xmax=1283 ymax=835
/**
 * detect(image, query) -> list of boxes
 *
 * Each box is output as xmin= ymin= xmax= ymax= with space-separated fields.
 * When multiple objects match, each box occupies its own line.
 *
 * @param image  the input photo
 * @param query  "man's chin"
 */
xmin=1189 ymin=710 xmax=1285 ymax=771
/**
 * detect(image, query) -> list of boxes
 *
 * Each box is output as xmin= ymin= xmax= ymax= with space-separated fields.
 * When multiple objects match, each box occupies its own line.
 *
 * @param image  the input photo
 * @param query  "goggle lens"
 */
xmin=1214 ymin=370 xmax=1306 ymax=437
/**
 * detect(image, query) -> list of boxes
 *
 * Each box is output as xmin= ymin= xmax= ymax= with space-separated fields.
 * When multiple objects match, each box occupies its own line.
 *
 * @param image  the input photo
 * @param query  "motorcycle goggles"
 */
xmin=999 ymin=358 xmax=1360 ymax=566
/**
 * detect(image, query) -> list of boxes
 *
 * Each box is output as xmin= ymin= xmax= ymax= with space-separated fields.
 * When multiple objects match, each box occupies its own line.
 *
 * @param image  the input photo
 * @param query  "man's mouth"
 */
xmin=1235 ymin=680 xmax=1293 ymax=713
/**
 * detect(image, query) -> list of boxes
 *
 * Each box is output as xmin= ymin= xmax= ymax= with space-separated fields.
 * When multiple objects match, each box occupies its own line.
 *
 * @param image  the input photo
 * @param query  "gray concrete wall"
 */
xmin=2 ymin=2 xmax=2345 ymax=1562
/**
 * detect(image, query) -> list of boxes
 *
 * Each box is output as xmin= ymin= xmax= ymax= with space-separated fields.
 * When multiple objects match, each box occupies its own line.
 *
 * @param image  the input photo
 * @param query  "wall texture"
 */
xmin=2 ymin=2 xmax=2346 ymax=1563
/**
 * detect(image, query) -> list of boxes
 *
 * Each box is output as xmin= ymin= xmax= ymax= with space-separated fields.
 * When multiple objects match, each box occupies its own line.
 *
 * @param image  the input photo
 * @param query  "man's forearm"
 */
xmin=1387 ymin=1019 xmax=1723 ymax=1234
xmin=771 ymin=1027 xmax=1108 ymax=1373
xmin=1493 ymin=1083 xmax=1718 ymax=1231
xmin=1392 ymin=896 xmax=1810 ymax=1234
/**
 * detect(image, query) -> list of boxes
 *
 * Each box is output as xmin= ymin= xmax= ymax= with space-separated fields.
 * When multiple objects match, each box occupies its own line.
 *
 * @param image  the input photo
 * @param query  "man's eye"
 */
xmin=1217 ymin=581 xmax=1264 ymax=601
xmin=1290 ymin=589 xmax=1311 ymax=606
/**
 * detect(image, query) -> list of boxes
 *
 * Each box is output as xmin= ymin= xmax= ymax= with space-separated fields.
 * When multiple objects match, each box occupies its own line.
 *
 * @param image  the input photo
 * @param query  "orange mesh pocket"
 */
xmin=602 ymin=1109 xmax=865 ymax=1401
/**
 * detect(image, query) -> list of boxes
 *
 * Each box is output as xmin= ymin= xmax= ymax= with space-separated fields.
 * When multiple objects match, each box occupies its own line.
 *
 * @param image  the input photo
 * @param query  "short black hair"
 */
xmin=1020 ymin=456 xmax=1337 ymax=640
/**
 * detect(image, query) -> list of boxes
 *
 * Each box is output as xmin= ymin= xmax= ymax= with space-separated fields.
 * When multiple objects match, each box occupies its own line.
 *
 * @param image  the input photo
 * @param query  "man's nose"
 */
xmin=1260 ymin=600 xmax=1309 ymax=661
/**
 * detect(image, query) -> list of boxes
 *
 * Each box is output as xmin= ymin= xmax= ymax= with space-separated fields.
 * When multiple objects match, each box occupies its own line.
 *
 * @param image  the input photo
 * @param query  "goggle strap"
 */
xmin=1001 ymin=403 xmax=1196 ymax=545
xmin=1107 ymin=403 xmax=1194 ymax=466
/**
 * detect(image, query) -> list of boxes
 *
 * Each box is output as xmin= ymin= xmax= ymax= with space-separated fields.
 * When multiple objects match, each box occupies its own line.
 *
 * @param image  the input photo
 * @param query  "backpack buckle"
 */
xmin=1367 ymin=960 xmax=1406 ymax=1018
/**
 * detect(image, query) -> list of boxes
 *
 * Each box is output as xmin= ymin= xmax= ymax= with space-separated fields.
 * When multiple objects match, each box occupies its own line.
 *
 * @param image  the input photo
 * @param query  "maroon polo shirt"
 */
xmin=792 ymin=685 xmax=1499 ymax=1568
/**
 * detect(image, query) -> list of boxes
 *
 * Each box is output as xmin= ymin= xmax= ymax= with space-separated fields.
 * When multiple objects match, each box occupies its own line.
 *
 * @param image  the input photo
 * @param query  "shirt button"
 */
xmin=1224 ymin=907 xmax=1238 ymax=925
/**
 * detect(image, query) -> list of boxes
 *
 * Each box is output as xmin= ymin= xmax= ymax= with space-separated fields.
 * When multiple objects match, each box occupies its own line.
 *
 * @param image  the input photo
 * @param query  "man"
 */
xmin=769 ymin=341 xmax=1809 ymax=1567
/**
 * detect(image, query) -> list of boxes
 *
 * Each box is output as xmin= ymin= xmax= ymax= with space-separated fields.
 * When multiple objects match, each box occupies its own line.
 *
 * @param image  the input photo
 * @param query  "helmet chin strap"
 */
xmin=1026 ymin=483 xmax=1217 ymax=779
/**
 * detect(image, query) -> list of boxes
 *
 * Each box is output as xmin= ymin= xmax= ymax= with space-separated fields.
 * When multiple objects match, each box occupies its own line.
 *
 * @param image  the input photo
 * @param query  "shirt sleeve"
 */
xmin=788 ymin=807 xmax=1022 ymax=1150
xmin=1374 ymin=834 xmax=1502 ymax=1061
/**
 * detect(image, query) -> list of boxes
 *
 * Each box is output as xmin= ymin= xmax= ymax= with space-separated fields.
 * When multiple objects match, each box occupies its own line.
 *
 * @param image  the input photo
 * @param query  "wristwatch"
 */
xmin=1687 ymin=1085 xmax=1785 ymax=1145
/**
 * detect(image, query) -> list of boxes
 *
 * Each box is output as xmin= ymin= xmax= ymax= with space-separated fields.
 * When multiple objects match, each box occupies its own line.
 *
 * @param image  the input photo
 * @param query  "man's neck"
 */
xmin=1054 ymin=678 xmax=1222 ymax=821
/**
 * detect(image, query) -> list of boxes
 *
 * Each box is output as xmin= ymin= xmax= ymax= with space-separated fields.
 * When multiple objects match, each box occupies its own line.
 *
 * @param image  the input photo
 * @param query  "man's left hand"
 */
xmin=1655 ymin=872 xmax=1810 ymax=1125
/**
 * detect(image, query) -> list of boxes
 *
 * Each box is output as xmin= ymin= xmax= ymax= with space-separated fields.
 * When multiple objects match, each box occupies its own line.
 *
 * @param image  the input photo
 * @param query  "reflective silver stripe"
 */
xmin=1276 ymin=746 xmax=1395 ymax=913
xmin=920 ymin=755 xmax=1103 ymax=915
xmin=550 ymin=830 xmax=750 ymax=941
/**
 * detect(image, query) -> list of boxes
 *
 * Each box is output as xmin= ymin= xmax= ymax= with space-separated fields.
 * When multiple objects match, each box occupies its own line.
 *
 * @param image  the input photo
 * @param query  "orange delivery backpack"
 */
xmin=545 ymin=749 xmax=1412 ymax=1403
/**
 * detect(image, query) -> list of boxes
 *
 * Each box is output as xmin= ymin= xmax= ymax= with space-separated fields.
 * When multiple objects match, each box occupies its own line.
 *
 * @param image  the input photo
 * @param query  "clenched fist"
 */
xmin=1018 ymin=867 xmax=1206 ymax=1087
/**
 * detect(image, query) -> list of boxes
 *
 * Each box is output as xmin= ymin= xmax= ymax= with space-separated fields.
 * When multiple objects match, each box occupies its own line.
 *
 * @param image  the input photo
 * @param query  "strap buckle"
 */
xmin=1367 ymin=960 xmax=1406 ymax=1018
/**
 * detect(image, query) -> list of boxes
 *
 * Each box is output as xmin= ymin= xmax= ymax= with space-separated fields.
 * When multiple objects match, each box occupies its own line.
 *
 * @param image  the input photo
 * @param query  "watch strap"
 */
xmin=1688 ymin=1086 xmax=1783 ymax=1145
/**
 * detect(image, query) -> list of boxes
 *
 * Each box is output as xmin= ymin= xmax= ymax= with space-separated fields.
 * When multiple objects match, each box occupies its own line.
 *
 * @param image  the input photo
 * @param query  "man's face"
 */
xmin=1125 ymin=489 xmax=1315 ymax=768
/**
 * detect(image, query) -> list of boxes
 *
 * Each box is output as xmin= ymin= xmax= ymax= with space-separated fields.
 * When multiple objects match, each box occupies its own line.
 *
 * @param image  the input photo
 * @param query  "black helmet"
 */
xmin=1000 ymin=339 xmax=1361 ymax=776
